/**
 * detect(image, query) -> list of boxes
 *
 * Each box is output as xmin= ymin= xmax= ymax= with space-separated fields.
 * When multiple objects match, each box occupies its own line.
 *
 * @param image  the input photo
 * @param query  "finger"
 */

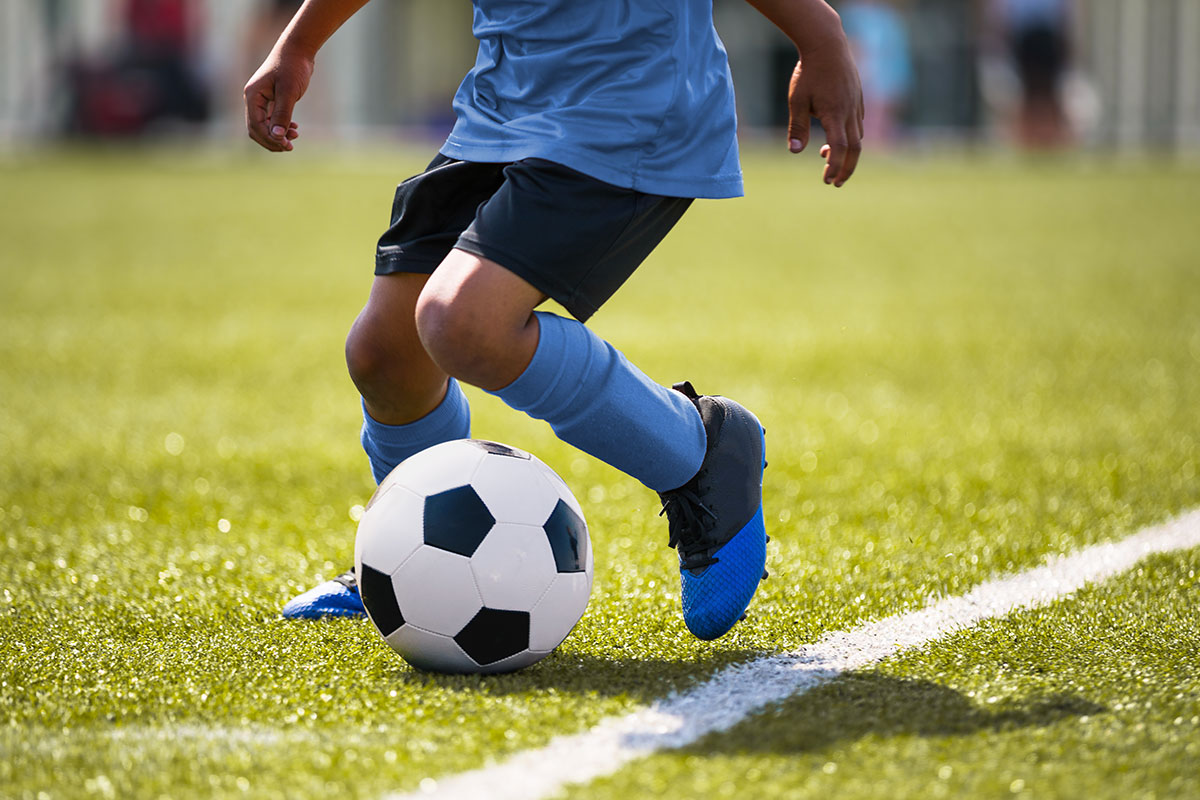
xmin=285 ymin=123 xmax=300 ymax=141
xmin=263 ymin=98 xmax=294 ymax=151
xmin=786 ymin=62 xmax=809 ymax=152
xmin=820 ymin=117 xmax=864 ymax=187
xmin=822 ymin=134 xmax=848 ymax=185
xmin=788 ymin=109 xmax=810 ymax=153
xmin=268 ymin=85 xmax=299 ymax=143
xmin=245 ymin=88 xmax=285 ymax=151
xmin=248 ymin=119 xmax=284 ymax=151
xmin=833 ymin=141 xmax=861 ymax=187
xmin=831 ymin=124 xmax=863 ymax=187
xmin=250 ymin=118 xmax=285 ymax=151
xmin=244 ymin=95 xmax=270 ymax=148
xmin=267 ymin=127 xmax=294 ymax=150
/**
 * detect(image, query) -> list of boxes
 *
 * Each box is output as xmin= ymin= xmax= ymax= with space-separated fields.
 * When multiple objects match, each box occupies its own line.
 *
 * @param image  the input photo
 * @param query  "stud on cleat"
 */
xmin=659 ymin=381 xmax=768 ymax=640
xmin=762 ymin=569 xmax=769 ymax=580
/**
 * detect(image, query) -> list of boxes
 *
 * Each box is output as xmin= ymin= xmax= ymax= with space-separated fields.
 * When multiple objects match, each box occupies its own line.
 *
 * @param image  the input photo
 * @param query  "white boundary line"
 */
xmin=389 ymin=510 xmax=1200 ymax=800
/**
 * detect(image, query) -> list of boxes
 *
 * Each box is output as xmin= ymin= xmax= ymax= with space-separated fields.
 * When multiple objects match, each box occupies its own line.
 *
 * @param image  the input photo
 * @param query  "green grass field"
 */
xmin=2 ymin=148 xmax=1198 ymax=799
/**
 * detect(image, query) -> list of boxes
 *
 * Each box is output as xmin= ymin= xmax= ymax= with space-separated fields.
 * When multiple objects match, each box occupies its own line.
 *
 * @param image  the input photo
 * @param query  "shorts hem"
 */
xmin=374 ymin=251 xmax=443 ymax=275
xmin=453 ymin=237 xmax=597 ymax=323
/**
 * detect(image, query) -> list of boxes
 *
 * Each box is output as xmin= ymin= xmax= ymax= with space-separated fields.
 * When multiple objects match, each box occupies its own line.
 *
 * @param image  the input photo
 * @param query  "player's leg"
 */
xmin=348 ymin=272 xmax=446 ymax=425
xmin=416 ymin=157 xmax=766 ymax=639
xmin=346 ymin=272 xmax=471 ymax=484
xmin=414 ymin=158 xmax=714 ymax=494
xmin=345 ymin=153 xmax=510 ymax=485
xmin=416 ymin=249 xmax=707 ymax=492
xmin=411 ymin=249 xmax=542 ymax=393
xmin=417 ymin=245 xmax=767 ymax=640
xmin=282 ymin=155 xmax=503 ymax=620
xmin=282 ymin=272 xmax=472 ymax=620
xmin=445 ymin=161 xmax=761 ymax=641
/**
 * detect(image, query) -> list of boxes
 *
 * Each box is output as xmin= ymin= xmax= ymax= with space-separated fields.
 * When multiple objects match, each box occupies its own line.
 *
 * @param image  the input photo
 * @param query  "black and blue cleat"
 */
xmin=658 ymin=381 xmax=768 ymax=640
xmin=280 ymin=568 xmax=366 ymax=619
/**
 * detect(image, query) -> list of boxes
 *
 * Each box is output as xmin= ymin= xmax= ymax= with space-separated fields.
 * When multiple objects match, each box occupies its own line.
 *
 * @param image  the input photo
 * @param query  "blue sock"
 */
xmin=490 ymin=311 xmax=705 ymax=492
xmin=360 ymin=378 xmax=471 ymax=484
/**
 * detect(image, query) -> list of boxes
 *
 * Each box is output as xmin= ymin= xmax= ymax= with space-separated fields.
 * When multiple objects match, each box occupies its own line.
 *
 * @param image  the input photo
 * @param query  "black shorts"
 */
xmin=375 ymin=154 xmax=692 ymax=322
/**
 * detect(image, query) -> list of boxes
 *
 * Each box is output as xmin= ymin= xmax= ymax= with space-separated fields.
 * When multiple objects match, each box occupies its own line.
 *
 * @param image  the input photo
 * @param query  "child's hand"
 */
xmin=244 ymin=49 xmax=313 ymax=152
xmin=786 ymin=42 xmax=864 ymax=187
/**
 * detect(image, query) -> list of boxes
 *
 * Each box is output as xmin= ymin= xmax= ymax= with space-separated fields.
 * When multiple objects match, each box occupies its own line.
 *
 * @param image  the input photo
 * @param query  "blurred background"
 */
xmin=1 ymin=0 xmax=1197 ymax=154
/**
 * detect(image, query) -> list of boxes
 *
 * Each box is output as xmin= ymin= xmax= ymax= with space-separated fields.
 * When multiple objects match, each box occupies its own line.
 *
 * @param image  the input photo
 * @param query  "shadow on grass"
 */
xmin=682 ymin=672 xmax=1105 ymax=756
xmin=384 ymin=649 xmax=767 ymax=704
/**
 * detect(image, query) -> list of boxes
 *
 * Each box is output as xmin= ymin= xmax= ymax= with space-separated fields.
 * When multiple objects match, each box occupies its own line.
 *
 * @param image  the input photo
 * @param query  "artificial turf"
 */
xmin=1 ymin=148 xmax=1198 ymax=799
xmin=572 ymin=546 xmax=1200 ymax=800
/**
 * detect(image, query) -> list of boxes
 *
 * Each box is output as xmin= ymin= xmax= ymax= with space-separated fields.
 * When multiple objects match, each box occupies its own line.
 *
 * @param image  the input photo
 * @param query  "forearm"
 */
xmin=244 ymin=0 xmax=370 ymax=150
xmin=743 ymin=0 xmax=862 ymax=184
xmin=742 ymin=0 xmax=847 ymax=57
xmin=273 ymin=0 xmax=372 ymax=60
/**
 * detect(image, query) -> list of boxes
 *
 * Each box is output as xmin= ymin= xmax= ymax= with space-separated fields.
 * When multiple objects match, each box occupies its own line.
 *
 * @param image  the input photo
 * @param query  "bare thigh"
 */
xmin=415 ymin=248 xmax=548 ymax=392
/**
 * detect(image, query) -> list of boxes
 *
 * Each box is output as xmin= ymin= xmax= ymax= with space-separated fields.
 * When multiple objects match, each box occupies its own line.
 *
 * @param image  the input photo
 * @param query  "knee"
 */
xmin=344 ymin=317 xmax=393 ymax=388
xmin=414 ymin=291 xmax=489 ymax=382
xmin=414 ymin=256 xmax=541 ymax=390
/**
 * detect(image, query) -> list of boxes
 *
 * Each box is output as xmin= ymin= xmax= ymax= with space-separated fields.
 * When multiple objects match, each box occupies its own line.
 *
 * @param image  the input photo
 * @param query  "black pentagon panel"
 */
xmin=543 ymin=499 xmax=588 ymax=573
xmin=466 ymin=439 xmax=531 ymax=460
xmin=359 ymin=564 xmax=404 ymax=636
xmin=454 ymin=608 xmax=530 ymax=665
xmin=423 ymin=485 xmax=495 ymax=557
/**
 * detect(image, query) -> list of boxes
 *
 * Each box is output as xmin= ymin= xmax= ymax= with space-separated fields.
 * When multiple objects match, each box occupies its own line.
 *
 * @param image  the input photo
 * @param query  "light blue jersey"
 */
xmin=439 ymin=0 xmax=743 ymax=199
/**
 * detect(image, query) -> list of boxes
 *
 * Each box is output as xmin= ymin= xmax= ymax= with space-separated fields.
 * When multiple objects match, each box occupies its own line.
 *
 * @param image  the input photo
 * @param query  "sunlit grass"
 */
xmin=572 ymin=546 xmax=1200 ymax=800
xmin=1 ymin=149 xmax=1198 ymax=798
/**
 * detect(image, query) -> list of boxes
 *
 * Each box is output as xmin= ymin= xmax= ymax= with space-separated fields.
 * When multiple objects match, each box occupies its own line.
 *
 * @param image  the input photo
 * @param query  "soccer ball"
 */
xmin=354 ymin=439 xmax=593 ymax=674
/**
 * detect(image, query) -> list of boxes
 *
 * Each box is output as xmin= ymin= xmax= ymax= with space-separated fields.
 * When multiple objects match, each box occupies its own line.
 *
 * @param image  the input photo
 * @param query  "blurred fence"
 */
xmin=1078 ymin=0 xmax=1200 ymax=148
xmin=1 ymin=0 xmax=1197 ymax=150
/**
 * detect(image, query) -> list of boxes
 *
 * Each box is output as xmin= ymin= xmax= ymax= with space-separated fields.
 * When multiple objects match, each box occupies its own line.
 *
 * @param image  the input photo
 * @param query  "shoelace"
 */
xmin=659 ymin=487 xmax=719 ymax=569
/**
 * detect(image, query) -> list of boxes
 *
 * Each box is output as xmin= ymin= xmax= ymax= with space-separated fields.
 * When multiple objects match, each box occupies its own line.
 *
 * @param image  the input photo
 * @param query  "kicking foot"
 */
xmin=280 ymin=567 xmax=366 ymax=619
xmin=658 ymin=381 xmax=768 ymax=640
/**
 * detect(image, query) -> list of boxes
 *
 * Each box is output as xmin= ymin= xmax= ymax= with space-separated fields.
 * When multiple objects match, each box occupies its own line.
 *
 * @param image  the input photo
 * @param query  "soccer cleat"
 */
xmin=658 ymin=381 xmax=767 ymax=640
xmin=280 ymin=567 xmax=366 ymax=619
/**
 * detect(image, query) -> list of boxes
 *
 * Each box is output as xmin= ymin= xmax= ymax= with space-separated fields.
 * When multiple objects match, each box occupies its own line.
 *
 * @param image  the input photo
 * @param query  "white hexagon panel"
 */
xmin=378 ymin=439 xmax=489 ymax=499
xmin=540 ymin=461 xmax=586 ymax=522
xmin=392 ymin=547 xmax=483 ymax=634
xmin=470 ymin=523 xmax=558 ymax=610
xmin=355 ymin=484 xmax=426 ymax=575
xmin=528 ymin=571 xmax=592 ymax=652
xmin=468 ymin=451 xmax=561 ymax=525
xmin=386 ymin=625 xmax=478 ymax=674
